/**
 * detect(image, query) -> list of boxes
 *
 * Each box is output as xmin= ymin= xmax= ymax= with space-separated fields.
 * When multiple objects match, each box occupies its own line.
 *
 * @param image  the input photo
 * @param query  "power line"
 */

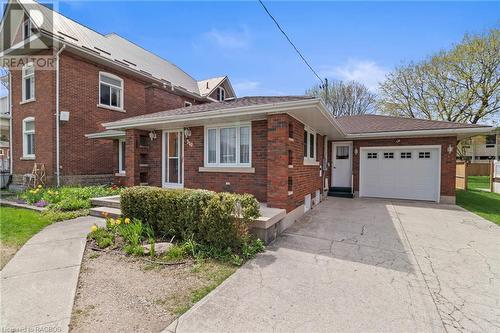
xmin=258 ymin=0 xmax=325 ymax=86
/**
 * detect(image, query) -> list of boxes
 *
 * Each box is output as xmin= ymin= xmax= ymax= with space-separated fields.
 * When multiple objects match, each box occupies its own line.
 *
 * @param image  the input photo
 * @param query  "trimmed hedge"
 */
xmin=121 ymin=187 xmax=260 ymax=251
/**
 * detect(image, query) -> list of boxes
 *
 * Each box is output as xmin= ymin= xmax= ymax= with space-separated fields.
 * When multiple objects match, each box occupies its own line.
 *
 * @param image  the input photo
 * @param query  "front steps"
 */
xmin=89 ymin=195 xmax=122 ymax=218
xmin=327 ymin=187 xmax=354 ymax=198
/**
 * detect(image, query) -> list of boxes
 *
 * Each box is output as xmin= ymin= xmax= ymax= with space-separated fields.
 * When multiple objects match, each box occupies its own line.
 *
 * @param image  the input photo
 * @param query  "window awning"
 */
xmin=85 ymin=130 xmax=125 ymax=140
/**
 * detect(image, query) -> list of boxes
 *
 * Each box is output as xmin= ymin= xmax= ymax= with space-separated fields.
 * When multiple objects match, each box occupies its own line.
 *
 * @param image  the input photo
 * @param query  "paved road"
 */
xmin=165 ymin=198 xmax=500 ymax=333
xmin=0 ymin=216 xmax=105 ymax=333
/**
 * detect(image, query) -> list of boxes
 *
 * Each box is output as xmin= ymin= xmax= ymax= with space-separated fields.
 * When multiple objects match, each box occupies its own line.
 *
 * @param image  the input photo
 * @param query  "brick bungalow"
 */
xmin=1 ymin=0 xmax=493 ymax=219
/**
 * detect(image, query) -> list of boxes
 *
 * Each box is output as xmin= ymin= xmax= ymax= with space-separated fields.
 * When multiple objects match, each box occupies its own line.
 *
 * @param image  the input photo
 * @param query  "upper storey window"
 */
xmin=216 ymin=87 xmax=225 ymax=102
xmin=99 ymin=72 xmax=124 ymax=110
xmin=22 ymin=63 xmax=35 ymax=102
xmin=23 ymin=18 xmax=31 ymax=40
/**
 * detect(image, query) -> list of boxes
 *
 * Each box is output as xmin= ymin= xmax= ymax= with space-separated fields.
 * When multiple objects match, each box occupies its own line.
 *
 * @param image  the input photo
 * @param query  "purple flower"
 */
xmin=35 ymin=200 xmax=48 ymax=207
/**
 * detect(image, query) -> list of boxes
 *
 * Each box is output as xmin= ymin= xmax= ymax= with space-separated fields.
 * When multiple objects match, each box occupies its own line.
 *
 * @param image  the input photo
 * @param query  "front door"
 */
xmin=163 ymin=130 xmax=183 ymax=188
xmin=332 ymin=143 xmax=352 ymax=187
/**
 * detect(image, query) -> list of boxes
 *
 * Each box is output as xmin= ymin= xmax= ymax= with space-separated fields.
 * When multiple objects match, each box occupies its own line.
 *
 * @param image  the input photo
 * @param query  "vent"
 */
xmin=94 ymin=47 xmax=111 ymax=55
xmin=81 ymin=45 xmax=100 ymax=55
xmin=122 ymin=59 xmax=137 ymax=66
xmin=57 ymin=31 xmax=78 ymax=41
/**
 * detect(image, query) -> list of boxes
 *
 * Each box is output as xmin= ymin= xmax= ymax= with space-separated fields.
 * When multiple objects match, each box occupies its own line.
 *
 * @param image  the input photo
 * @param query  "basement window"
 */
xmin=99 ymin=72 xmax=123 ymax=109
xmin=184 ymin=101 xmax=192 ymax=107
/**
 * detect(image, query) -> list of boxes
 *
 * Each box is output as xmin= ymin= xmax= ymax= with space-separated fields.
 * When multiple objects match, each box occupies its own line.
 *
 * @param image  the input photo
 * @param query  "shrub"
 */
xmin=121 ymin=187 xmax=261 ymax=253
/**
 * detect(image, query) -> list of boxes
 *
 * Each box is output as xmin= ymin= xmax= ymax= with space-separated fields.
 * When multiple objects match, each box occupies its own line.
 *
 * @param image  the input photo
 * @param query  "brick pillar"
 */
xmin=124 ymin=129 xmax=143 ymax=186
xmin=267 ymin=114 xmax=289 ymax=210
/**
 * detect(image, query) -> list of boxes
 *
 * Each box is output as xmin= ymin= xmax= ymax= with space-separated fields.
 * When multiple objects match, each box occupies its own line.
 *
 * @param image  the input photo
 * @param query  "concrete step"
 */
xmin=90 ymin=195 xmax=121 ymax=209
xmin=89 ymin=206 xmax=122 ymax=219
xmin=327 ymin=191 xmax=354 ymax=198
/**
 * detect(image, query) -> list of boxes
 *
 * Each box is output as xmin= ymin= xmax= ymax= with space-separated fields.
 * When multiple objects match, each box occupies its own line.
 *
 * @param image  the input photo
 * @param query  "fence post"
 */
xmin=464 ymin=161 xmax=469 ymax=191
xmin=490 ymin=160 xmax=494 ymax=192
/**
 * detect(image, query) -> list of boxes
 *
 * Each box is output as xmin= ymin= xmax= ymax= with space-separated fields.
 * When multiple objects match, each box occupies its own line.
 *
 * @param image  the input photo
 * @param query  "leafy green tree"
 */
xmin=379 ymin=28 xmax=499 ymax=124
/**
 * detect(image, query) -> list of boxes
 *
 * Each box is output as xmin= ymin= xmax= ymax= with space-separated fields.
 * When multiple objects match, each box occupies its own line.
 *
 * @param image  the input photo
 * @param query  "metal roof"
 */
xmin=18 ymin=0 xmax=224 ymax=96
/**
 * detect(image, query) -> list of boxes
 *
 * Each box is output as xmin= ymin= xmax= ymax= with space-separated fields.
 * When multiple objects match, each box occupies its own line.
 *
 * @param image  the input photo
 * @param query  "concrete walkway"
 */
xmin=0 ymin=216 xmax=105 ymax=332
xmin=165 ymin=198 xmax=500 ymax=333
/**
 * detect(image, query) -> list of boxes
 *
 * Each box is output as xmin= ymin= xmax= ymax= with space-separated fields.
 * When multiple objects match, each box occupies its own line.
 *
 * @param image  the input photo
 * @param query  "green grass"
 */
xmin=457 ymin=189 xmax=500 ymax=226
xmin=0 ymin=207 xmax=54 ymax=268
xmin=468 ymin=176 xmax=490 ymax=190
xmin=0 ymin=207 xmax=53 ymax=247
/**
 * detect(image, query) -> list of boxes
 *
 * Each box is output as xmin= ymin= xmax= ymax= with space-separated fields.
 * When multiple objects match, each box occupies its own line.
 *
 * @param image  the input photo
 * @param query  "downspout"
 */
xmin=55 ymin=45 xmax=66 ymax=187
xmin=8 ymin=71 xmax=13 ymax=173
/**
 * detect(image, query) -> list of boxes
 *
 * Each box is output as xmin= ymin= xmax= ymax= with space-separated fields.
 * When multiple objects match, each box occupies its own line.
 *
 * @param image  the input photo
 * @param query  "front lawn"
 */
xmin=468 ymin=176 xmax=490 ymax=190
xmin=0 ymin=207 xmax=52 ymax=269
xmin=456 ymin=190 xmax=500 ymax=226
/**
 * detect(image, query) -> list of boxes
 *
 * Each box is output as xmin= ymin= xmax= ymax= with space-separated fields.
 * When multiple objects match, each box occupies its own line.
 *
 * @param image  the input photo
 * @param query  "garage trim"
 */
xmin=359 ymin=145 xmax=442 ymax=203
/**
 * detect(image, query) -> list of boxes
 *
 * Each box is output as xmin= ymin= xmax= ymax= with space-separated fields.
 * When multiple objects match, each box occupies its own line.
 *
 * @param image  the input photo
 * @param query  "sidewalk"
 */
xmin=0 ymin=216 xmax=105 ymax=332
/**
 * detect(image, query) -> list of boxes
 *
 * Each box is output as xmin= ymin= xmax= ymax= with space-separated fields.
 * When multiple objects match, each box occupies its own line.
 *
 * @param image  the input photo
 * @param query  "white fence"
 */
xmin=494 ymin=161 xmax=500 ymax=194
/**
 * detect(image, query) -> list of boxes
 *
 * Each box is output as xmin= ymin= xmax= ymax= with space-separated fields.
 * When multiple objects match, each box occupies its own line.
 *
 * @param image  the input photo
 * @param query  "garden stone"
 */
xmin=142 ymin=242 xmax=173 ymax=255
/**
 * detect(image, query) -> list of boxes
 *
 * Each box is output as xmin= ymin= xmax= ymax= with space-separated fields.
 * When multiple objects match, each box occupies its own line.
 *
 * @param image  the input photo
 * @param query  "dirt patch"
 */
xmin=69 ymin=246 xmax=236 ymax=333
xmin=0 ymin=244 xmax=19 ymax=270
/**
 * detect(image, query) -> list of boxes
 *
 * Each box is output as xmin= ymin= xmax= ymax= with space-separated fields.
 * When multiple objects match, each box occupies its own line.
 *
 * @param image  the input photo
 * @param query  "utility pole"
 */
xmin=324 ymin=78 xmax=328 ymax=106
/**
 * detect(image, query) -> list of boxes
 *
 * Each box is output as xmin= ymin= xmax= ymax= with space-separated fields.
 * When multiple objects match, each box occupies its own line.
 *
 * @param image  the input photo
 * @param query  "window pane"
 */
xmin=207 ymin=129 xmax=216 ymax=163
xmin=24 ymin=65 xmax=34 ymax=76
xmin=120 ymin=141 xmax=126 ymax=172
xmin=110 ymin=86 xmax=121 ymax=107
xmin=309 ymin=133 xmax=314 ymax=158
xmin=25 ymin=120 xmax=34 ymax=131
xmin=100 ymin=84 xmax=110 ymax=105
xmin=101 ymin=75 xmax=122 ymax=87
xmin=168 ymin=159 xmax=178 ymax=183
xmin=27 ymin=133 xmax=35 ymax=155
xmin=303 ymin=131 xmax=308 ymax=157
xmin=240 ymin=126 xmax=250 ymax=164
xmin=25 ymin=78 xmax=31 ymax=100
xmin=168 ymin=132 xmax=179 ymax=157
xmin=220 ymin=127 xmax=236 ymax=163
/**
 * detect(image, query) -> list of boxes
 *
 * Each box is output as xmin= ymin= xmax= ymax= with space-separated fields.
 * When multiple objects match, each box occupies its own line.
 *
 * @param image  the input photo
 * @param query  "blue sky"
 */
xmin=35 ymin=1 xmax=500 ymax=96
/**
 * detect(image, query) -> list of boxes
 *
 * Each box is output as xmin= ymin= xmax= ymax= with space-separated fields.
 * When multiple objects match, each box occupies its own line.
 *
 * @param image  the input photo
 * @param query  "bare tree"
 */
xmin=307 ymin=80 xmax=376 ymax=117
xmin=379 ymin=28 xmax=500 ymax=124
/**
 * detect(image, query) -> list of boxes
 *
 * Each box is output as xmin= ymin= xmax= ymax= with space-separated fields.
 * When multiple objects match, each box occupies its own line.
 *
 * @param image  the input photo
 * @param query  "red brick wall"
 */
xmin=287 ymin=116 xmax=324 ymax=211
xmin=10 ymin=52 xmax=57 ymax=183
xmin=351 ymin=136 xmax=457 ymax=197
xmin=11 ymin=50 xmax=200 ymax=185
xmin=184 ymin=120 xmax=268 ymax=202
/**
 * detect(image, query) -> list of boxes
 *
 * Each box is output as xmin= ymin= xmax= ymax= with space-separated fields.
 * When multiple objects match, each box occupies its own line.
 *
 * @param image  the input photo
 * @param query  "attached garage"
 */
xmin=359 ymin=146 xmax=441 ymax=202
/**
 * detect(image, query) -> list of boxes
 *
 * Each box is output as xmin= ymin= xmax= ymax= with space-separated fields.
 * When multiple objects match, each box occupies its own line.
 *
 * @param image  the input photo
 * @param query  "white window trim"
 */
xmin=21 ymin=62 xmax=35 ymax=102
xmin=303 ymin=127 xmax=317 ymax=163
xmin=184 ymin=101 xmax=192 ymax=107
xmin=118 ymin=139 xmax=126 ymax=174
xmin=217 ymin=86 xmax=226 ymax=102
xmin=22 ymin=117 xmax=35 ymax=158
xmin=22 ymin=18 xmax=31 ymax=40
xmin=204 ymin=122 xmax=252 ymax=167
xmin=98 ymin=72 xmax=124 ymax=110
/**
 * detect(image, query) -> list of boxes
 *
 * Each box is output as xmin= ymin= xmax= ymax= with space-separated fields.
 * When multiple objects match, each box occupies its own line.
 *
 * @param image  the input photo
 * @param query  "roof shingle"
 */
xmin=336 ymin=115 xmax=490 ymax=134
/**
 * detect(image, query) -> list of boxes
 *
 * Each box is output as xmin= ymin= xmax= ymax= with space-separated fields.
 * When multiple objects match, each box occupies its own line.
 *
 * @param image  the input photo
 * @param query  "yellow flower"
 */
xmin=55 ymin=191 xmax=59 ymax=195
xmin=108 ymin=218 xmax=115 ymax=225
xmin=115 ymin=218 xmax=121 ymax=225
xmin=37 ymin=185 xmax=42 ymax=189
xmin=91 ymin=225 xmax=98 ymax=232
xmin=124 ymin=218 xmax=130 ymax=224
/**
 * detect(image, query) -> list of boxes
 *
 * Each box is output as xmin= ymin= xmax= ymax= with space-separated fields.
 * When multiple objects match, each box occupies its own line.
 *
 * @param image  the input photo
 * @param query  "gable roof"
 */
xmin=10 ymin=0 xmax=224 ymax=96
xmin=197 ymin=76 xmax=227 ymax=96
xmin=336 ymin=115 xmax=490 ymax=135
xmin=106 ymin=96 xmax=314 ymax=125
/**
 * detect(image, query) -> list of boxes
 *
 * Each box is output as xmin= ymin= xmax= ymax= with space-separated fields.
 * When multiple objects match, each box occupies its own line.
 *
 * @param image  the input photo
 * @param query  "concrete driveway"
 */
xmin=166 ymin=198 xmax=500 ymax=333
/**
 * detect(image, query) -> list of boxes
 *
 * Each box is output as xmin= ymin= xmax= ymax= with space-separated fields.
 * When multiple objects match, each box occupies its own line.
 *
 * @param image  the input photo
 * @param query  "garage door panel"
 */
xmin=360 ymin=147 xmax=439 ymax=202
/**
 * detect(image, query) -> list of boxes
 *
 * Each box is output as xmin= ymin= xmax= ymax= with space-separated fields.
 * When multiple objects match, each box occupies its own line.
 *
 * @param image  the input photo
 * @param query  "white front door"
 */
xmin=163 ymin=130 xmax=183 ymax=188
xmin=332 ymin=143 xmax=352 ymax=187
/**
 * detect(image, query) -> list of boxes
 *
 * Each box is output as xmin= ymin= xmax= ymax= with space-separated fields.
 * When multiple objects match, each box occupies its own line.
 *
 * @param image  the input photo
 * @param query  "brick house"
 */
xmin=1 ymin=0 xmax=492 ymax=218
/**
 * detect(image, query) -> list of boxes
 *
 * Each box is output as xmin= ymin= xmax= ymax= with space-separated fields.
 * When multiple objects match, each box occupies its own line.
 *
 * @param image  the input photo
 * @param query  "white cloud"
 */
xmin=320 ymin=60 xmax=388 ymax=92
xmin=203 ymin=27 xmax=251 ymax=49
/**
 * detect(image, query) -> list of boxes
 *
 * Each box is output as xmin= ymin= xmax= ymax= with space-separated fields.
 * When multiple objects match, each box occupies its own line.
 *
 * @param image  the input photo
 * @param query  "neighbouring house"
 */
xmin=0 ymin=95 xmax=10 ymax=170
xmin=0 ymin=0 xmax=493 ymax=220
xmin=457 ymin=128 xmax=500 ymax=163
xmin=1 ymin=0 xmax=235 ymax=186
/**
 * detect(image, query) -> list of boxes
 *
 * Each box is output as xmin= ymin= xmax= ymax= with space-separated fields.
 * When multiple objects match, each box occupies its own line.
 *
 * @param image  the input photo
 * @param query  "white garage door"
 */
xmin=360 ymin=147 xmax=440 ymax=202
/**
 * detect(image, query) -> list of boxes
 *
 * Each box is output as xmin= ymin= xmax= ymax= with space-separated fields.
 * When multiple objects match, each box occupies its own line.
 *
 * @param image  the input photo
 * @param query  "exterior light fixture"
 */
xmin=354 ymin=148 xmax=358 ymax=155
xmin=148 ymin=131 xmax=157 ymax=141
xmin=447 ymin=144 xmax=453 ymax=154
xmin=184 ymin=128 xmax=192 ymax=138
